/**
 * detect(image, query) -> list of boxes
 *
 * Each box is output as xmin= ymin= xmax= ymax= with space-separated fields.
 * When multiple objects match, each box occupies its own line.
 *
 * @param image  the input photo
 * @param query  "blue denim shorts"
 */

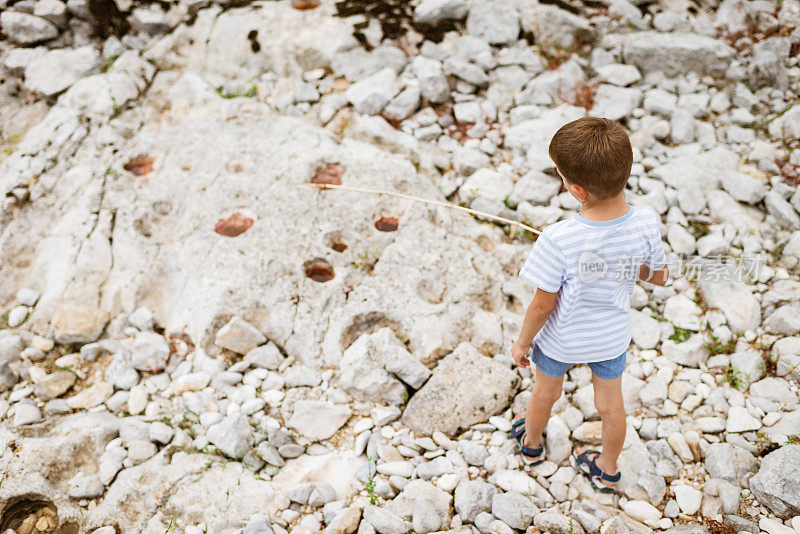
xmin=528 ymin=344 xmax=627 ymax=380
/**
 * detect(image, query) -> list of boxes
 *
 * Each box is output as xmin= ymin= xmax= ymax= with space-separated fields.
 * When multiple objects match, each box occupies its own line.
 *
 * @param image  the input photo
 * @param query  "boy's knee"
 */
xmin=533 ymin=388 xmax=561 ymax=406
xmin=594 ymin=396 xmax=624 ymax=418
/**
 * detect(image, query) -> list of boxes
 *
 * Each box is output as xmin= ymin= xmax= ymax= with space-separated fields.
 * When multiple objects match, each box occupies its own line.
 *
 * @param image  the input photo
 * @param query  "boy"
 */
xmin=509 ymin=117 xmax=669 ymax=493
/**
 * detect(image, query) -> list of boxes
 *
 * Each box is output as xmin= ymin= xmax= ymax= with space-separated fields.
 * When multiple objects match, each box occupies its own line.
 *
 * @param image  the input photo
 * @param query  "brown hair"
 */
xmin=548 ymin=117 xmax=633 ymax=199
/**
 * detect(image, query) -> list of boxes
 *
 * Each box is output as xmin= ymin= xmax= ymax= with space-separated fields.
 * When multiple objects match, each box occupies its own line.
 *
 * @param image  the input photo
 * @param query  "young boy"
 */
xmin=509 ymin=117 xmax=669 ymax=493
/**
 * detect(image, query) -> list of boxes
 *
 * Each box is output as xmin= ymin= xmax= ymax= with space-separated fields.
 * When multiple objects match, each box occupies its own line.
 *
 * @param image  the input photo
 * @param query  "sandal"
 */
xmin=571 ymin=449 xmax=621 ymax=493
xmin=510 ymin=419 xmax=547 ymax=465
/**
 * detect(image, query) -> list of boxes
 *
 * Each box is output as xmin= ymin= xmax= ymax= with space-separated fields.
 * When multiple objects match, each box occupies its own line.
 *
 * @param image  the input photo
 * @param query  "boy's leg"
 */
xmin=590 ymin=373 xmax=626 ymax=484
xmin=523 ymin=367 xmax=565 ymax=448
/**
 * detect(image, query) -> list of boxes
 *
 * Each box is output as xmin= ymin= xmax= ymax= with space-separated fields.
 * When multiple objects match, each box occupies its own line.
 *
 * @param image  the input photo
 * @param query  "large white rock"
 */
xmin=622 ymin=32 xmax=735 ymax=76
xmin=698 ymin=268 xmax=761 ymax=333
xmin=0 ymin=11 xmax=59 ymax=45
xmin=288 ymin=400 xmax=351 ymax=441
xmin=345 ymin=67 xmax=399 ymax=115
xmin=402 ymin=342 xmax=518 ymax=436
xmin=663 ymin=294 xmax=702 ymax=331
xmin=413 ymin=0 xmax=468 ymax=24
xmin=24 ymin=45 xmax=99 ymax=97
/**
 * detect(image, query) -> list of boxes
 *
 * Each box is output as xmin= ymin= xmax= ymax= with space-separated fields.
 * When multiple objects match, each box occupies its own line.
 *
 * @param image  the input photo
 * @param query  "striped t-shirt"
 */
xmin=518 ymin=205 xmax=666 ymax=363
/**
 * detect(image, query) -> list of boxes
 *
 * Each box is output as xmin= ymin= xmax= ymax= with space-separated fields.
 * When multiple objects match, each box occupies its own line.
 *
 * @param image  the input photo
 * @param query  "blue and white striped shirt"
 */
xmin=519 ymin=205 xmax=666 ymax=363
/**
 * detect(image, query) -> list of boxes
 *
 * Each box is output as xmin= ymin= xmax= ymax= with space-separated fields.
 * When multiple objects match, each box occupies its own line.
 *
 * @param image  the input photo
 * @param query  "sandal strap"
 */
xmin=520 ymin=444 xmax=544 ymax=457
xmin=576 ymin=450 xmax=620 ymax=481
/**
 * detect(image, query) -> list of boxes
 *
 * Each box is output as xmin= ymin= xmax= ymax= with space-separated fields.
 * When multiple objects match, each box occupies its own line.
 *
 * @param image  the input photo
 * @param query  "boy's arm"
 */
xmin=512 ymin=288 xmax=558 ymax=367
xmin=638 ymin=263 xmax=669 ymax=286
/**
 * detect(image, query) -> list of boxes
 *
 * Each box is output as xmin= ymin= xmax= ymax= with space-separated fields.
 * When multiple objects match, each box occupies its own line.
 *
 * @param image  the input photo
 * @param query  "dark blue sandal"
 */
xmin=572 ymin=449 xmax=621 ymax=493
xmin=509 ymin=418 xmax=526 ymax=440
xmin=516 ymin=429 xmax=546 ymax=465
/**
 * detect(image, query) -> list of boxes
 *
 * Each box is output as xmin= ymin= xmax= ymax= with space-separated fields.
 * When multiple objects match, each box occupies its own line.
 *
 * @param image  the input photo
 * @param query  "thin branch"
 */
xmin=296 ymin=182 xmax=542 ymax=235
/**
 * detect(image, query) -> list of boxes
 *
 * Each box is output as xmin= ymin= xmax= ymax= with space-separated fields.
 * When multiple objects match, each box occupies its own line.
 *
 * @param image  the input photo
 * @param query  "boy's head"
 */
xmin=548 ymin=117 xmax=633 ymax=201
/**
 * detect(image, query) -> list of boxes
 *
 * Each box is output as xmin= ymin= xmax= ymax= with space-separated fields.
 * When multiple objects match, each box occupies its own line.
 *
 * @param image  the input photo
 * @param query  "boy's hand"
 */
xmin=511 ymin=340 xmax=531 ymax=368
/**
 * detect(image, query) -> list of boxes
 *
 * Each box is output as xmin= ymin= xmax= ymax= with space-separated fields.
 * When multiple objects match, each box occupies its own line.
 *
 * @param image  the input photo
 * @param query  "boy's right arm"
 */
xmin=512 ymin=288 xmax=558 ymax=367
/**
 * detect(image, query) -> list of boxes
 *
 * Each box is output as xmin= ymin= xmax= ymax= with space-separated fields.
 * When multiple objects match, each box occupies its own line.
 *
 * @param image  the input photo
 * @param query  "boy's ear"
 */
xmin=570 ymin=183 xmax=589 ymax=202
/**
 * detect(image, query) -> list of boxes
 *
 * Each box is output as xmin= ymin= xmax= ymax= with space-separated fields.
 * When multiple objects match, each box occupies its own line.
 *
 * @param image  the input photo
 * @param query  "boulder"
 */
xmin=24 ymin=46 xmax=99 ymax=97
xmin=402 ymin=342 xmax=518 ymax=436
xmin=749 ymin=445 xmax=800 ymax=518
xmin=622 ymin=32 xmax=735 ymax=76
xmin=0 ymin=11 xmax=59 ymax=46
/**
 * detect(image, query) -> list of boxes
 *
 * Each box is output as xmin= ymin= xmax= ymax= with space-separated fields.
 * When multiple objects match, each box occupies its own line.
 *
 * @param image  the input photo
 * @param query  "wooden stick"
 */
xmin=296 ymin=182 xmax=542 ymax=235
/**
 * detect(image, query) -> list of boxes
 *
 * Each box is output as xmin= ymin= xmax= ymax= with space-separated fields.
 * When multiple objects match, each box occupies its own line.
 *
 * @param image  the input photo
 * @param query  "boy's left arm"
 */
xmin=638 ymin=264 xmax=669 ymax=286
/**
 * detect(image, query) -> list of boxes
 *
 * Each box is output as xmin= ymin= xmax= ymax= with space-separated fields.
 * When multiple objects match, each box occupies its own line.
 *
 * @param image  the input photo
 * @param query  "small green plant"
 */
xmin=669 ymin=327 xmax=692 ymax=344
xmin=568 ymin=517 xmax=575 ymax=534
xmin=105 ymin=166 xmax=122 ymax=178
xmin=364 ymin=458 xmax=380 ymax=505
xmin=163 ymin=515 xmax=175 ymax=533
xmin=719 ymin=364 xmax=748 ymax=390
xmin=216 ymin=83 xmax=258 ymax=99
xmin=352 ymin=248 xmax=379 ymax=272
xmin=469 ymin=186 xmax=481 ymax=196
xmin=99 ymin=55 xmax=118 ymax=73
xmin=688 ymin=220 xmax=710 ymax=238
xmin=1 ymin=133 xmax=19 ymax=156
xmin=787 ymin=434 xmax=800 ymax=445
xmin=503 ymin=195 xmax=513 ymax=209
xmin=705 ymin=334 xmax=737 ymax=355
xmin=651 ymin=314 xmax=668 ymax=322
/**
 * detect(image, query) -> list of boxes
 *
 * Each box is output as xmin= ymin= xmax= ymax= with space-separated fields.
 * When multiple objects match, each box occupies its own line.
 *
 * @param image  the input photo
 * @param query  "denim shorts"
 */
xmin=528 ymin=344 xmax=627 ymax=380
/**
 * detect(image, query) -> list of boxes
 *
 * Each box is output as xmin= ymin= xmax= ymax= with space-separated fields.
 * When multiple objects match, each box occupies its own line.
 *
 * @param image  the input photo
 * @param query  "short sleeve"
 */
xmin=518 ymin=232 xmax=566 ymax=293
xmin=645 ymin=218 xmax=667 ymax=271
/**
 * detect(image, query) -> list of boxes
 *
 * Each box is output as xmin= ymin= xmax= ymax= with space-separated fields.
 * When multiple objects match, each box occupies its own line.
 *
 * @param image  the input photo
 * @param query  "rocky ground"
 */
xmin=0 ymin=0 xmax=799 ymax=533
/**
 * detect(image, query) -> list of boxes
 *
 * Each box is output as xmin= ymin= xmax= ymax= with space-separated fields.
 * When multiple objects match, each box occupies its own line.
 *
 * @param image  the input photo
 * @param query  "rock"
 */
xmin=492 ymin=492 xmax=537 ymax=529
xmin=0 ymin=11 xmax=59 ymax=45
xmin=443 ymin=57 xmax=488 ymax=86
xmin=13 ymin=402 xmax=42 ymax=426
xmin=589 ymin=85 xmax=642 ymax=121
xmin=595 ymin=64 xmax=642 ymax=86
xmin=288 ymin=400 xmax=351 ymax=441
xmin=667 ymin=223 xmax=696 ymax=255
xmin=764 ymin=305 xmax=800 ymax=335
xmin=758 ymin=518 xmax=795 ymax=534
xmin=459 ymin=169 xmax=514 ymax=209
xmin=749 ymin=445 xmax=800 ymax=518
xmin=534 ymin=512 xmax=585 ymax=534
xmin=412 ymin=498 xmax=441 ymax=534
xmin=673 ymin=485 xmax=703 ymax=515
xmin=327 ymin=505 xmax=362 ymax=534
xmin=338 ymin=328 xmax=408 ymax=405
xmin=244 ymin=343 xmax=284 ymax=370
xmin=664 ymin=295 xmax=702 ymax=331
xmin=69 ymin=474 xmax=104 ymax=499
xmin=128 ymin=307 xmax=155 ymax=330
xmin=16 ymin=287 xmax=40 ymax=306
xmin=521 ymin=4 xmax=594 ymax=49
xmin=410 ymin=56 xmax=450 ymax=104
xmin=698 ymin=272 xmax=761 ymax=333
xmin=773 ymin=338 xmax=800 ymax=379
xmin=386 ymin=479 xmax=451 ymax=525
xmin=750 ymin=377 xmax=798 ymax=405
xmin=765 ymin=191 xmax=800 ymax=229
xmin=384 ymin=345 xmax=431 ymax=389
xmin=704 ymin=443 xmax=758 ymax=486
xmin=52 ymin=304 xmax=109 ymax=344
xmin=172 ymin=372 xmax=211 ymax=395
xmin=130 ymin=331 xmax=170 ymax=372
xmin=345 ymin=68 xmax=399 ymax=115
xmin=130 ymin=5 xmax=171 ymax=35
xmin=508 ymin=170 xmax=562 ymax=207
xmin=24 ymin=46 xmax=99 ymax=97
xmin=697 ymin=233 xmax=729 ymax=257
xmin=670 ymin=109 xmax=695 ymax=144
xmin=726 ymin=406 xmax=761 ymax=433
xmin=720 ymin=171 xmax=767 ymax=204
xmin=8 ymin=305 xmax=29 ymax=327
xmin=383 ymin=87 xmax=421 ymax=122
xmin=127 ymin=439 xmax=157 ymax=464
xmin=454 ymin=479 xmax=496 ymax=523
xmin=215 ymin=316 xmax=267 ymax=355
xmin=331 ymin=45 xmax=407 ymax=82
xmin=466 ymin=0 xmax=520 ymax=45
xmin=545 ymin=416 xmax=572 ymax=464
xmin=0 ymin=362 xmax=19 ymax=393
xmin=33 ymin=0 xmax=68 ymax=27
xmin=150 ymin=421 xmax=175 ymax=444
xmin=207 ymin=415 xmax=252 ymax=459
xmin=622 ymin=32 xmax=735 ymax=76
xmin=717 ymin=481 xmax=741 ymax=514
xmin=34 ymin=370 xmax=76 ymax=400
xmin=621 ymin=500 xmax=661 ymax=522
xmin=363 ymin=505 xmax=406 ymax=534
xmin=67 ymin=381 xmax=113 ymax=409
xmin=413 ymin=0 xmax=468 ymax=24
xmin=402 ymin=342 xmax=518 ymax=436
xmin=768 ymin=103 xmax=800 ymax=141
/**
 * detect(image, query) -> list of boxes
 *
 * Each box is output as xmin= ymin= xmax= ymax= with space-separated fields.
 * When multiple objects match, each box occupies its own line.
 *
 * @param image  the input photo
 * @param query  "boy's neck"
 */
xmin=578 ymin=192 xmax=630 ymax=221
